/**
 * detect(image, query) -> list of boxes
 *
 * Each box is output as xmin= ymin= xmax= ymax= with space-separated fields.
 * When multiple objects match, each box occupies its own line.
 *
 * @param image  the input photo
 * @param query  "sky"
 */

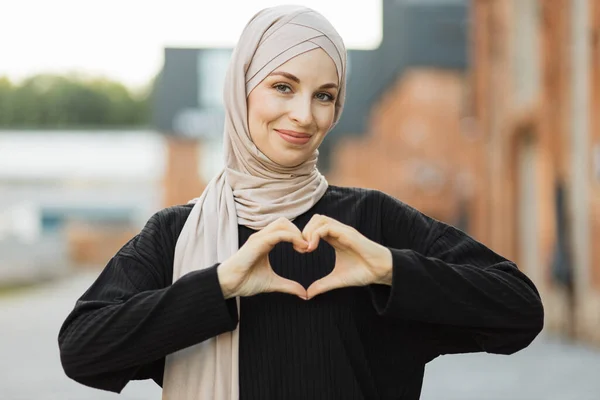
xmin=0 ymin=0 xmax=382 ymax=88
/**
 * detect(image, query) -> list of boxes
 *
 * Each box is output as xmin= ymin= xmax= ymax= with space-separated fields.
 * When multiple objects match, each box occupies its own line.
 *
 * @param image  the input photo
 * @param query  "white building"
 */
xmin=0 ymin=130 xmax=193 ymax=283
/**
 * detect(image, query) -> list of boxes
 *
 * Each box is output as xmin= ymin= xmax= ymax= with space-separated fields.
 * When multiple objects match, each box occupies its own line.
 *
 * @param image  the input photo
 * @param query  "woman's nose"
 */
xmin=288 ymin=95 xmax=314 ymax=127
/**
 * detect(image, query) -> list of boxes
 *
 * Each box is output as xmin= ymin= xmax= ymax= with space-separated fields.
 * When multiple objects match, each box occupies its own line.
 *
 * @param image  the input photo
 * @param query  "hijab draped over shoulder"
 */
xmin=162 ymin=6 xmax=347 ymax=399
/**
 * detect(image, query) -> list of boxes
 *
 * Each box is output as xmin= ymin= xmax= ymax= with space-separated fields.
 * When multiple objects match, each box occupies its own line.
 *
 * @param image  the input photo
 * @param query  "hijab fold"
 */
xmin=162 ymin=6 xmax=346 ymax=399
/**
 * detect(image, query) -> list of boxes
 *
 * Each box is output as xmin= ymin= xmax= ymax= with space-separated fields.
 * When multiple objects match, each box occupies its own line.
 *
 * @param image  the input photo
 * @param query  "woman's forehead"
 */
xmin=270 ymin=49 xmax=340 ymax=84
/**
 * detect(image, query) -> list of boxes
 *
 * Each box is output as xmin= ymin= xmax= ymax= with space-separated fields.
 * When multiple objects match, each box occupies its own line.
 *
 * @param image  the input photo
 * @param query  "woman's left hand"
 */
xmin=302 ymin=214 xmax=393 ymax=299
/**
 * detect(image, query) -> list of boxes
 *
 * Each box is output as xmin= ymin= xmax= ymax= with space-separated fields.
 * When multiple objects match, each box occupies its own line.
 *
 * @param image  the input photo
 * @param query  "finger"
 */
xmin=261 ymin=229 xmax=308 ymax=253
xmin=308 ymin=225 xmax=324 ymax=251
xmin=269 ymin=275 xmax=308 ymax=300
xmin=309 ymin=223 xmax=345 ymax=250
xmin=302 ymin=214 xmax=327 ymax=247
xmin=302 ymin=214 xmax=329 ymax=250
xmin=306 ymin=275 xmax=344 ymax=299
xmin=269 ymin=219 xmax=308 ymax=250
xmin=264 ymin=217 xmax=300 ymax=235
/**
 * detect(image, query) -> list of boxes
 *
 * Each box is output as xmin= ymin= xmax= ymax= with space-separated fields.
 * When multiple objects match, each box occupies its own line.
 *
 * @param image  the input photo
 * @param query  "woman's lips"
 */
xmin=275 ymin=129 xmax=312 ymax=145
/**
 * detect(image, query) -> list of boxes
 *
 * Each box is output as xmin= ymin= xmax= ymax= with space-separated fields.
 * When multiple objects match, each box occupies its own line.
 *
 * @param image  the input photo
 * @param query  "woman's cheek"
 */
xmin=315 ymin=106 xmax=335 ymax=130
xmin=264 ymin=94 xmax=287 ymax=114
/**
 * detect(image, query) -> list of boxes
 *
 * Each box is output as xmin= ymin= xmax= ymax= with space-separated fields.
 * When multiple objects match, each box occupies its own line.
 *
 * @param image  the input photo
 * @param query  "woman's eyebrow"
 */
xmin=319 ymin=83 xmax=338 ymax=90
xmin=268 ymin=71 xmax=338 ymax=90
xmin=268 ymin=71 xmax=300 ymax=83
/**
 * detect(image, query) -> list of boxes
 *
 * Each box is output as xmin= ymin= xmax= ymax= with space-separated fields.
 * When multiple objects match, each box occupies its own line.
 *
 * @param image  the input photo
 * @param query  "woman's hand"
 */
xmin=302 ymin=214 xmax=393 ymax=299
xmin=217 ymin=217 xmax=309 ymax=300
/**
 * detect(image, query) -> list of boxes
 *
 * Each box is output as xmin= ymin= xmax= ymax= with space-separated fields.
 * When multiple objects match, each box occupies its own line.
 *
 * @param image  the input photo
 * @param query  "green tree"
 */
xmin=0 ymin=77 xmax=14 ymax=125
xmin=0 ymin=74 xmax=152 ymax=129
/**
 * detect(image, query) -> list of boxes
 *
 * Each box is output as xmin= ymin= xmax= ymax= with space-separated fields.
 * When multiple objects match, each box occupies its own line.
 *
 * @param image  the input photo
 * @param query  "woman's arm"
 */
xmin=57 ymin=207 xmax=238 ymax=393
xmin=370 ymin=193 xmax=544 ymax=358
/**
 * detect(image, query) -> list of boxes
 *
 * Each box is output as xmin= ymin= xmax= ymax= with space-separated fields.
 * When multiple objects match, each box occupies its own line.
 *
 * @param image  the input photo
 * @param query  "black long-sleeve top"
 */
xmin=58 ymin=186 xmax=544 ymax=399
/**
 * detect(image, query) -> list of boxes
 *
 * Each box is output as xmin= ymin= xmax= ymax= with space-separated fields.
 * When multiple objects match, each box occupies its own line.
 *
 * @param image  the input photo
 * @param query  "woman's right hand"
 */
xmin=217 ymin=217 xmax=309 ymax=300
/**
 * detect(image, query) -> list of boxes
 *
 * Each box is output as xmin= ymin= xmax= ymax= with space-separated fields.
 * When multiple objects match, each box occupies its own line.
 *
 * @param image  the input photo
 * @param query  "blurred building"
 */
xmin=465 ymin=0 xmax=600 ymax=344
xmin=0 ymin=130 xmax=165 ymax=280
xmin=152 ymin=47 xmax=232 ymax=205
xmin=327 ymin=0 xmax=470 ymax=226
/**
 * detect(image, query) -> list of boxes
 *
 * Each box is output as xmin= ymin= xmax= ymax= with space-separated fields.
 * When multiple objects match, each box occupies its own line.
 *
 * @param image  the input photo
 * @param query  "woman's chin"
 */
xmin=264 ymin=144 xmax=307 ymax=167
xmin=277 ymin=158 xmax=305 ymax=168
xmin=274 ymin=153 xmax=309 ymax=168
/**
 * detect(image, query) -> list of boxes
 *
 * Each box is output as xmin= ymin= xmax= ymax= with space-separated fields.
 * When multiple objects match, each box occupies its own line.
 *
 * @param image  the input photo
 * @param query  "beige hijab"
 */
xmin=162 ymin=5 xmax=347 ymax=400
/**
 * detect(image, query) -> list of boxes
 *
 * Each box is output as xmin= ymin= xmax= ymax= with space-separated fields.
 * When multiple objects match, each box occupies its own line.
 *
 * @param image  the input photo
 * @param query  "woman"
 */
xmin=58 ymin=5 xmax=544 ymax=400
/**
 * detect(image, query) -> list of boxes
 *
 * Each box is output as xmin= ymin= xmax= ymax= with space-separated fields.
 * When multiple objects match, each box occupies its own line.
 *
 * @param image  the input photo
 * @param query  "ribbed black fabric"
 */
xmin=58 ymin=186 xmax=544 ymax=399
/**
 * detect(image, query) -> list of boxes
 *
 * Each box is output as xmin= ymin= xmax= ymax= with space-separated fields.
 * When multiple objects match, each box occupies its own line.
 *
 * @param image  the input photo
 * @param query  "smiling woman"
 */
xmin=58 ymin=5 xmax=544 ymax=400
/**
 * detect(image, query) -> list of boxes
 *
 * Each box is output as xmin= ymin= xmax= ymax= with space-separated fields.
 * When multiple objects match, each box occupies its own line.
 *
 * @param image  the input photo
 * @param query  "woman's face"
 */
xmin=247 ymin=48 xmax=339 ymax=167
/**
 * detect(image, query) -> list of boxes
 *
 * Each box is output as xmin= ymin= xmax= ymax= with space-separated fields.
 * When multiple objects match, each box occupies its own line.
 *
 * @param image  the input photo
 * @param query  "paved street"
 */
xmin=1 ymin=272 xmax=600 ymax=400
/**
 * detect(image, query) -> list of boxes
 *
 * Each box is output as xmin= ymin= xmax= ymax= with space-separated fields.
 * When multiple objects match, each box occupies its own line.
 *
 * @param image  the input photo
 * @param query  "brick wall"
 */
xmin=66 ymin=223 xmax=138 ymax=268
xmin=162 ymin=136 xmax=205 ymax=208
xmin=589 ymin=0 xmax=600 ymax=289
xmin=468 ymin=0 xmax=600 ymax=344
xmin=327 ymin=69 xmax=480 ymax=227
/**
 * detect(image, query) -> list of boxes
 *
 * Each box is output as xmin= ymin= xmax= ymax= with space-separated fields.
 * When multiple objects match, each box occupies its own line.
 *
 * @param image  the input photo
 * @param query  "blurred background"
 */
xmin=1 ymin=0 xmax=600 ymax=399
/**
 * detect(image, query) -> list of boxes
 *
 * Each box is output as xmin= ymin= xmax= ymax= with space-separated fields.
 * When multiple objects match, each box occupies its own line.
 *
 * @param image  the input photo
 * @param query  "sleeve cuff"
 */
xmin=177 ymin=263 xmax=239 ymax=331
xmin=369 ymin=248 xmax=417 ymax=318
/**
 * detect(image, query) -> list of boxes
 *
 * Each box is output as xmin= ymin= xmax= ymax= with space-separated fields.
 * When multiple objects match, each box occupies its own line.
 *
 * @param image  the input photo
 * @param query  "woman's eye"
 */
xmin=316 ymin=92 xmax=334 ymax=102
xmin=274 ymin=84 xmax=291 ymax=93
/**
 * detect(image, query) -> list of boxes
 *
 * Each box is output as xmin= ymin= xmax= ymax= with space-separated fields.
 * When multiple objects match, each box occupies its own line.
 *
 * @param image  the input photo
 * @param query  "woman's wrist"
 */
xmin=217 ymin=262 xmax=237 ymax=299
xmin=372 ymin=247 xmax=393 ymax=286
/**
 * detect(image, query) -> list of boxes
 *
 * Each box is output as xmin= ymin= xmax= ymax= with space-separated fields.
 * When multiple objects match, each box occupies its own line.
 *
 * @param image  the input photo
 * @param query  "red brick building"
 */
xmin=327 ymin=70 xmax=475 ymax=226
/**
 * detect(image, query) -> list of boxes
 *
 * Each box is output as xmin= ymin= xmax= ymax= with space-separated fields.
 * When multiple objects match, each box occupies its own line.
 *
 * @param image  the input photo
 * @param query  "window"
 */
xmin=197 ymin=49 xmax=233 ymax=109
xmin=512 ymin=0 xmax=541 ymax=106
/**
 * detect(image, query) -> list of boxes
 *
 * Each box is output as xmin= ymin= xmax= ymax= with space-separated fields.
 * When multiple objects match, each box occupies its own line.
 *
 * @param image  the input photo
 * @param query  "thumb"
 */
xmin=269 ymin=274 xmax=308 ymax=300
xmin=306 ymin=274 xmax=343 ymax=300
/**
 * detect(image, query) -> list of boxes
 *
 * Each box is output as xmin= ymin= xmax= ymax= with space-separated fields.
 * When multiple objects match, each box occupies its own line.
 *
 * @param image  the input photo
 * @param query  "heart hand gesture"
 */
xmin=217 ymin=215 xmax=392 ymax=301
